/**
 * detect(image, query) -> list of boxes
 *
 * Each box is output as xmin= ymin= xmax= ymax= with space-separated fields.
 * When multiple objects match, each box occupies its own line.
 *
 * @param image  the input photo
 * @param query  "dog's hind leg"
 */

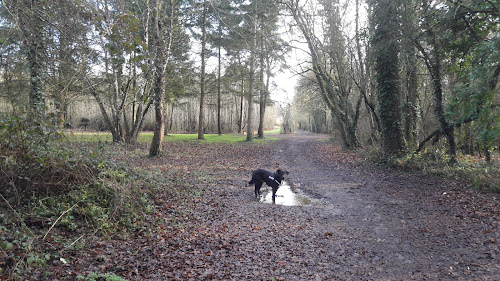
xmin=254 ymin=181 xmax=263 ymax=199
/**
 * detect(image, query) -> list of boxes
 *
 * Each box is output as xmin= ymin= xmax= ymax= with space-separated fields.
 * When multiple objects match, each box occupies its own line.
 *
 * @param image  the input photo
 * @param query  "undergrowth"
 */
xmin=0 ymin=113 xmax=157 ymax=279
xmin=362 ymin=146 xmax=500 ymax=191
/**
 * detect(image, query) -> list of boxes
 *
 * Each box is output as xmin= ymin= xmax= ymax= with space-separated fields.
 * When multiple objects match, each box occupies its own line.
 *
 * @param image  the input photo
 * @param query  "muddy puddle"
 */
xmin=260 ymin=182 xmax=313 ymax=206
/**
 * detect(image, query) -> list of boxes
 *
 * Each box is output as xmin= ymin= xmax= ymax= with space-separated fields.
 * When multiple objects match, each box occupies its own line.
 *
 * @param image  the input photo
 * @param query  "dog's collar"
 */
xmin=268 ymin=175 xmax=280 ymax=185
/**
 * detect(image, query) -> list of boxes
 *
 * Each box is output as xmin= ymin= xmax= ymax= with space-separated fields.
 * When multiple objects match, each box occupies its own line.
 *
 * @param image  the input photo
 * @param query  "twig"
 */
xmin=65 ymin=233 xmax=86 ymax=249
xmin=43 ymin=202 xmax=79 ymax=240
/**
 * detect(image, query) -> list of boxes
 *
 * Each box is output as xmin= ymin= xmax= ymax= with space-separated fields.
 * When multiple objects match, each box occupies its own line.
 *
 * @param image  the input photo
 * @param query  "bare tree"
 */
xmin=284 ymin=0 xmax=362 ymax=149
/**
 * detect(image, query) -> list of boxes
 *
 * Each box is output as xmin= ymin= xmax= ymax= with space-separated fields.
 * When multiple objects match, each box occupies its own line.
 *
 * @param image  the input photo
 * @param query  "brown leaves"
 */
xmin=314 ymin=143 xmax=362 ymax=168
xmin=12 ymin=135 xmax=499 ymax=280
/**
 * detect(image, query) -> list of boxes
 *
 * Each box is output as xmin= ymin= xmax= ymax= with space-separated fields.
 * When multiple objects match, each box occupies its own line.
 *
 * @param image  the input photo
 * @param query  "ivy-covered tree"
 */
xmin=370 ymin=0 xmax=405 ymax=157
xmin=4 ymin=0 xmax=48 ymax=117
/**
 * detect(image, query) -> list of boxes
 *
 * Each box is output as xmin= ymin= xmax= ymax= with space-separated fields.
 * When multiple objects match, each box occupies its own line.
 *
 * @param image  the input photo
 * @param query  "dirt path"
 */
xmin=267 ymin=130 xmax=499 ymax=280
xmin=68 ymin=131 xmax=499 ymax=280
xmin=188 ymin=130 xmax=499 ymax=280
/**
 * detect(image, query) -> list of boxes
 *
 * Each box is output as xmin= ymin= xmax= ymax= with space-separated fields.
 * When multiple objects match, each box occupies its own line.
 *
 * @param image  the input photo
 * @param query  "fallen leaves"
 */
xmin=7 ymin=134 xmax=498 ymax=280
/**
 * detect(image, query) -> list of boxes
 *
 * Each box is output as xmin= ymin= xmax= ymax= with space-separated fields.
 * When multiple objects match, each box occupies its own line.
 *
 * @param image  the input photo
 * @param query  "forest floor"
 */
xmin=52 ymin=130 xmax=499 ymax=280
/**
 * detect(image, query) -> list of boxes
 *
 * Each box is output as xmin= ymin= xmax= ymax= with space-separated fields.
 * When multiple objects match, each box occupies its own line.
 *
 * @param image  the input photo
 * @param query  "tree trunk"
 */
xmin=198 ymin=0 xmax=207 ymax=140
xmin=372 ymin=0 xmax=405 ymax=157
xmin=413 ymin=5 xmax=456 ymax=161
xmin=238 ymin=75 xmax=244 ymax=134
xmin=24 ymin=1 xmax=46 ymax=117
xmin=150 ymin=0 xmax=167 ymax=156
xmin=217 ymin=24 xmax=222 ymax=135
xmin=246 ymin=0 xmax=257 ymax=141
xmin=257 ymin=32 xmax=265 ymax=138
xmin=403 ymin=46 xmax=419 ymax=149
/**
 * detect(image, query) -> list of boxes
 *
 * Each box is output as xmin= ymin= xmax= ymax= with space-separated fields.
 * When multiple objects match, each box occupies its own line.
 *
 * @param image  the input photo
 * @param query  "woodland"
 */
xmin=0 ymin=0 xmax=499 ymax=280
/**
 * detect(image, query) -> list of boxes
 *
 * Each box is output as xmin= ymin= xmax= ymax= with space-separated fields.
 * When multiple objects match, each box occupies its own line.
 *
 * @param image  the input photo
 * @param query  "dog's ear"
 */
xmin=276 ymin=169 xmax=282 ymax=174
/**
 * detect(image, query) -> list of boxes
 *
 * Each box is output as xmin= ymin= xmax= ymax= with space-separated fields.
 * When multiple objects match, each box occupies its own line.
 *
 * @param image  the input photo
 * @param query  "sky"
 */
xmin=271 ymin=68 xmax=298 ymax=104
xmin=270 ymin=47 xmax=309 ymax=105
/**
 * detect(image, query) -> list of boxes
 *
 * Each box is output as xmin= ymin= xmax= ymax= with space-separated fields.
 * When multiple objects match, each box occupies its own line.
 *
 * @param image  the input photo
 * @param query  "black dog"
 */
xmin=248 ymin=169 xmax=289 ymax=202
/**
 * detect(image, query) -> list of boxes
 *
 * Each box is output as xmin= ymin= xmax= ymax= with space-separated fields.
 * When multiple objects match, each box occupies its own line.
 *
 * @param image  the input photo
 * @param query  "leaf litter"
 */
xmin=40 ymin=132 xmax=499 ymax=280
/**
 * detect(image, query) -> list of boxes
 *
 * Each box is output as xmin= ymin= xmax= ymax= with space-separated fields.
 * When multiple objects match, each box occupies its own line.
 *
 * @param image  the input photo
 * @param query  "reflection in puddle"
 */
xmin=260 ymin=182 xmax=312 ymax=206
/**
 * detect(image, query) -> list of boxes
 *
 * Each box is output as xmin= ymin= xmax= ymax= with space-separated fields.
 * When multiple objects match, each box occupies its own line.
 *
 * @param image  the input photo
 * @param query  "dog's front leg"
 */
xmin=271 ymin=188 xmax=278 ymax=204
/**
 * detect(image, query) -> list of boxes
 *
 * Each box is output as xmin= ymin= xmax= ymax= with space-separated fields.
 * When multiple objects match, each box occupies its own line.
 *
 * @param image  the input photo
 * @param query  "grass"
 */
xmin=164 ymin=133 xmax=277 ymax=143
xmin=265 ymin=126 xmax=282 ymax=135
xmin=68 ymin=130 xmax=279 ymax=144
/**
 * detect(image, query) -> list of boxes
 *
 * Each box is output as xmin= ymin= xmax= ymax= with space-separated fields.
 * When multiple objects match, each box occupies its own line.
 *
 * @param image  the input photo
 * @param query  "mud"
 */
xmin=261 ymin=130 xmax=500 ymax=280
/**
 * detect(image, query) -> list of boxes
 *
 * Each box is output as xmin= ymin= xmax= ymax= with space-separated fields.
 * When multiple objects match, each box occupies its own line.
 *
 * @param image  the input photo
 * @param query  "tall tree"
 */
xmin=257 ymin=29 xmax=266 ymax=138
xmin=256 ymin=1 xmax=285 ymax=138
xmin=370 ymin=0 xmax=405 ymax=157
xmin=442 ymin=0 xmax=499 ymax=160
xmin=217 ymin=23 xmax=223 ymax=135
xmin=354 ymin=0 xmax=379 ymax=144
xmin=198 ymin=0 xmax=208 ymax=139
xmin=246 ymin=0 xmax=257 ymax=141
xmin=413 ymin=0 xmax=457 ymax=161
xmin=285 ymin=0 xmax=362 ymax=149
xmin=400 ymin=0 xmax=420 ymax=149
xmin=90 ymin=0 xmax=151 ymax=143
xmin=5 ymin=0 xmax=47 ymax=117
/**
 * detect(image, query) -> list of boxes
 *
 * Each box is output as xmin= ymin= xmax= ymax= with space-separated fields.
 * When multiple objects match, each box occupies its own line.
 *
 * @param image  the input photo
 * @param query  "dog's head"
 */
xmin=274 ymin=169 xmax=289 ymax=182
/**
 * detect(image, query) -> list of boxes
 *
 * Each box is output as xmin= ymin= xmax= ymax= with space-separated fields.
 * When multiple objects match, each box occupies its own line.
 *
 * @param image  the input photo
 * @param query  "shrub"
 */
xmin=0 ymin=112 xmax=99 ymax=206
xmin=385 ymin=148 xmax=500 ymax=191
xmin=0 ymin=112 xmax=154 ymax=278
